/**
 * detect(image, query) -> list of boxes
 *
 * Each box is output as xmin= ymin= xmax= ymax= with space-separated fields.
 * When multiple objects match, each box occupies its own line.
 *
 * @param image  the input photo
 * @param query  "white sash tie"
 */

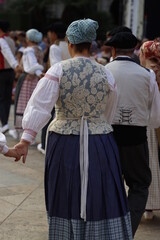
xmin=80 ymin=116 xmax=89 ymax=221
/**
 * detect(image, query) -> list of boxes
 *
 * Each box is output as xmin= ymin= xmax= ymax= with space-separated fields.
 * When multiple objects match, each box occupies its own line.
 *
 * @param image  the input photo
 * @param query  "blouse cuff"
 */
xmin=12 ymin=61 xmax=18 ymax=70
xmin=35 ymin=69 xmax=42 ymax=77
xmin=0 ymin=145 xmax=9 ymax=154
xmin=21 ymin=129 xmax=37 ymax=144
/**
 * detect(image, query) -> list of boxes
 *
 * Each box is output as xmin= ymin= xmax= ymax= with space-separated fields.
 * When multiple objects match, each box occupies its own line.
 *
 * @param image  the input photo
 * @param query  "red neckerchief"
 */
xmin=0 ymin=33 xmax=9 ymax=38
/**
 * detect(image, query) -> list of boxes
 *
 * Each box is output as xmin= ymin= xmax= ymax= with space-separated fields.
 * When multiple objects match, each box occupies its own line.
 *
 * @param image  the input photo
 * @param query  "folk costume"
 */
xmin=14 ymin=29 xmax=44 ymax=132
xmin=19 ymin=19 xmax=132 ymax=239
xmin=105 ymin=32 xmax=160 ymax=236
xmin=140 ymin=41 xmax=160 ymax=216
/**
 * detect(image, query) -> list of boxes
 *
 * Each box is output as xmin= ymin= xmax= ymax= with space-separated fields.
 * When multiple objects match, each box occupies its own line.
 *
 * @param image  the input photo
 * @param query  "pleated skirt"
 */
xmin=146 ymin=128 xmax=160 ymax=210
xmin=45 ymin=132 xmax=133 ymax=240
xmin=15 ymin=73 xmax=38 ymax=130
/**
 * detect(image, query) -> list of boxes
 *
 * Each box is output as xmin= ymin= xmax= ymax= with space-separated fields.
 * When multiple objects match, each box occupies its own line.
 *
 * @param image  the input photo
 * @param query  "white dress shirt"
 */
xmin=49 ymin=41 xmax=70 ymax=66
xmin=0 ymin=38 xmax=18 ymax=69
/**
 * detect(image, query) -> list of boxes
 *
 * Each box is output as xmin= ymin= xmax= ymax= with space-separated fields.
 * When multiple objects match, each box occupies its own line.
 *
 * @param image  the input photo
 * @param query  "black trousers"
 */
xmin=0 ymin=69 xmax=15 ymax=126
xmin=117 ymin=142 xmax=151 ymax=236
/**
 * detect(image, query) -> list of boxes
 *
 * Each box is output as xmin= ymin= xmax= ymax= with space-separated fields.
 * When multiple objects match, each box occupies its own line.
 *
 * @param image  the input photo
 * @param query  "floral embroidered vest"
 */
xmin=49 ymin=57 xmax=113 ymax=135
xmin=33 ymin=46 xmax=43 ymax=66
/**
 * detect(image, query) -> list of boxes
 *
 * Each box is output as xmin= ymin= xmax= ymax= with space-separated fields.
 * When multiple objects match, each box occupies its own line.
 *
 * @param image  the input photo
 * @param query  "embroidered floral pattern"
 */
xmin=49 ymin=58 xmax=112 ymax=134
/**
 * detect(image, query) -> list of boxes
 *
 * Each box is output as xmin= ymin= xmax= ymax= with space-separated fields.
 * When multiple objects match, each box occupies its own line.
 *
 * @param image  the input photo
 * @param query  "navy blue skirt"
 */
xmin=45 ymin=132 xmax=132 ymax=239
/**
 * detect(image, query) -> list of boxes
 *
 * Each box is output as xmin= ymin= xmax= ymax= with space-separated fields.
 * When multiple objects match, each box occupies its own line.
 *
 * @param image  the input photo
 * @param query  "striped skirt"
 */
xmin=14 ymin=73 xmax=38 ymax=130
xmin=45 ymin=132 xmax=133 ymax=240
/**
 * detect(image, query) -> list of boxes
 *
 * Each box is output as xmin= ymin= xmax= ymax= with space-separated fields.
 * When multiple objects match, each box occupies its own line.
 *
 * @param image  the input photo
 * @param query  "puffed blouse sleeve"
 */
xmin=21 ymin=62 xmax=62 ymax=143
xmin=22 ymin=47 xmax=44 ymax=76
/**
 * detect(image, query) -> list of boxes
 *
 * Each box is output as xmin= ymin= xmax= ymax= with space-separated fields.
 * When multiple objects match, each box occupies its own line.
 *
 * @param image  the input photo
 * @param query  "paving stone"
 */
xmin=0 ymin=105 xmax=159 ymax=239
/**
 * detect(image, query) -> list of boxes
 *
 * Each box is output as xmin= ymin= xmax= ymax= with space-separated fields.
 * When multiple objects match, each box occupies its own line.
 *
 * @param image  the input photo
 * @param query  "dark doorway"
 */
xmin=145 ymin=0 xmax=160 ymax=39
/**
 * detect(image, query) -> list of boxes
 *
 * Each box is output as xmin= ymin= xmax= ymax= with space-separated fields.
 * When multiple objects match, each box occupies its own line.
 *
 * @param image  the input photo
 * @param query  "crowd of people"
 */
xmin=0 ymin=18 xmax=160 ymax=240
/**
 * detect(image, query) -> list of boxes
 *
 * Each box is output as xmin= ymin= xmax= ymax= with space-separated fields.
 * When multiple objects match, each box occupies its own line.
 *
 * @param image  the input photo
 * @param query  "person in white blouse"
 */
xmin=139 ymin=40 xmax=160 ymax=220
xmin=13 ymin=29 xmax=44 ymax=140
xmin=7 ymin=19 xmax=133 ymax=240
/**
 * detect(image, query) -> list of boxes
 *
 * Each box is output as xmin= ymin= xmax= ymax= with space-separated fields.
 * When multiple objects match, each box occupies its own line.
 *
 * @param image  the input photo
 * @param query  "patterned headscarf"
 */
xmin=141 ymin=41 xmax=160 ymax=89
xmin=66 ymin=18 xmax=99 ymax=44
xmin=26 ymin=29 xmax=43 ymax=43
xmin=141 ymin=41 xmax=160 ymax=61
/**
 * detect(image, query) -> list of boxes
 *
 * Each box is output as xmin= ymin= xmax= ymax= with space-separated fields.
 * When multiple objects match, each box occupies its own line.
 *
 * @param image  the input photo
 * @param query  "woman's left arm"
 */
xmin=14 ymin=62 xmax=63 ymax=162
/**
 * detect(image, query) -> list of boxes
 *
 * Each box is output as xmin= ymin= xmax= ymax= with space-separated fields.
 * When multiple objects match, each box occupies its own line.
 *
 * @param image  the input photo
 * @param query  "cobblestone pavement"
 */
xmin=135 ymin=213 xmax=160 ymax=240
xmin=0 ymin=107 xmax=159 ymax=239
